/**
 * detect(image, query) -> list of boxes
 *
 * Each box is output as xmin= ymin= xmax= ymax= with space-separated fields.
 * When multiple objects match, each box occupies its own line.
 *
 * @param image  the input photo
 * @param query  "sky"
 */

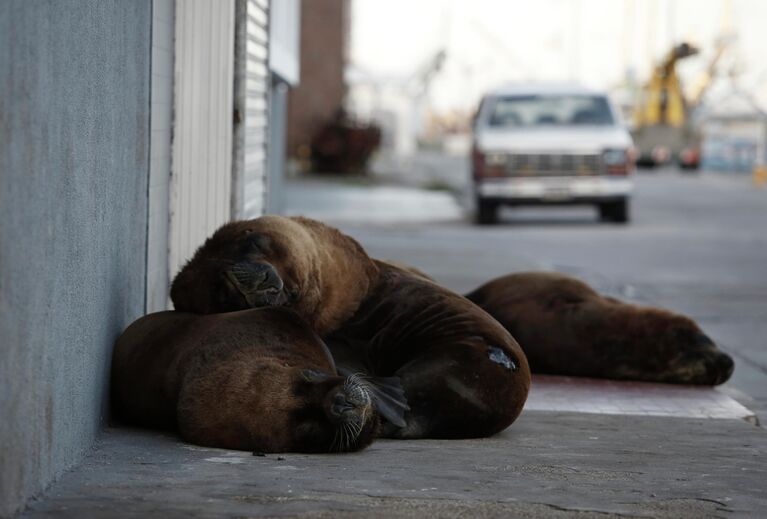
xmin=349 ymin=0 xmax=767 ymax=113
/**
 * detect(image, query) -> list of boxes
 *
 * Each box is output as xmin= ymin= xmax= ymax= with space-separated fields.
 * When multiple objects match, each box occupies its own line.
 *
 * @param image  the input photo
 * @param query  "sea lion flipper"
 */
xmin=364 ymin=376 xmax=410 ymax=428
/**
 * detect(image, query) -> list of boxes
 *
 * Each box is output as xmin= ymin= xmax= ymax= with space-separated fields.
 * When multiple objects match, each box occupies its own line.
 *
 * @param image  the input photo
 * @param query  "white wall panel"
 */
xmin=170 ymin=0 xmax=236 ymax=279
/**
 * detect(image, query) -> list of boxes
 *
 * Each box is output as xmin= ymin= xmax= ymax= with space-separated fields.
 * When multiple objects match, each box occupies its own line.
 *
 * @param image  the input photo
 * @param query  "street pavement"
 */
xmin=22 ymin=160 xmax=767 ymax=518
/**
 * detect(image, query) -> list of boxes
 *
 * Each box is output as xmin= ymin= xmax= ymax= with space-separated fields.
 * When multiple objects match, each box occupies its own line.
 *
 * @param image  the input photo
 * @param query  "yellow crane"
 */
xmin=632 ymin=42 xmax=700 ymax=168
xmin=635 ymin=42 xmax=698 ymax=128
xmin=633 ymin=0 xmax=736 ymax=170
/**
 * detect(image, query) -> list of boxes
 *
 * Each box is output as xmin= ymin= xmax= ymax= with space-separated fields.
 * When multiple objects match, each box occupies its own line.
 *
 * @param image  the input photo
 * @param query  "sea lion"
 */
xmin=326 ymin=260 xmax=530 ymax=439
xmin=111 ymin=306 xmax=391 ymax=453
xmin=170 ymin=216 xmax=378 ymax=337
xmin=465 ymin=271 xmax=735 ymax=385
xmin=170 ymin=216 xmax=531 ymax=439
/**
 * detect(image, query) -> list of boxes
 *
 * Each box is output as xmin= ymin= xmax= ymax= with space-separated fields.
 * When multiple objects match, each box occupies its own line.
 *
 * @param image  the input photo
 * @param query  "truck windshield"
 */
xmin=488 ymin=95 xmax=615 ymax=127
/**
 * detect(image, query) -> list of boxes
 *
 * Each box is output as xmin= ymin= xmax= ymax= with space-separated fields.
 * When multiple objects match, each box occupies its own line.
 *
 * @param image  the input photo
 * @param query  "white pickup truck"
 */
xmin=471 ymin=84 xmax=635 ymax=224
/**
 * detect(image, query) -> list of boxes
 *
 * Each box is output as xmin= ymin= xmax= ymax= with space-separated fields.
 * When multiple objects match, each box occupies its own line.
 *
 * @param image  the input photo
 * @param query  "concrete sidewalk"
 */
xmin=266 ymin=178 xmax=465 ymax=225
xmin=21 ymin=373 xmax=765 ymax=517
xmin=22 ymin=396 xmax=766 ymax=518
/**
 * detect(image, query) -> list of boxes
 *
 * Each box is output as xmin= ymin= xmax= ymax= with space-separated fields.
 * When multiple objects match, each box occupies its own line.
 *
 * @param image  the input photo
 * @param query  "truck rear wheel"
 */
xmin=598 ymin=199 xmax=629 ymax=224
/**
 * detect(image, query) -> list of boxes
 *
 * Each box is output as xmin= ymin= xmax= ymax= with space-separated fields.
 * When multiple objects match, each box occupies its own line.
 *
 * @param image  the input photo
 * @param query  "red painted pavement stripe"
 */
xmin=524 ymin=375 xmax=756 ymax=420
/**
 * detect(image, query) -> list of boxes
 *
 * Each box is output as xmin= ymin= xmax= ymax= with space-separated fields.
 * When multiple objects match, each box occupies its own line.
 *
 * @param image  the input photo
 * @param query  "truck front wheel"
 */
xmin=476 ymin=199 xmax=499 ymax=225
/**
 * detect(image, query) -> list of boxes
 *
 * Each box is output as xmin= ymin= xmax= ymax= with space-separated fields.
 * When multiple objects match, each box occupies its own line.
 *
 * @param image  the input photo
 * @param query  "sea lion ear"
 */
xmin=301 ymin=369 xmax=332 ymax=382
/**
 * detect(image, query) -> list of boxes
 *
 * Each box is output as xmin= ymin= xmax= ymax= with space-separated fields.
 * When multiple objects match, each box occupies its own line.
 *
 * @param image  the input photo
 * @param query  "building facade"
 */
xmin=286 ymin=0 xmax=349 ymax=159
xmin=0 ymin=1 xmax=299 ymax=516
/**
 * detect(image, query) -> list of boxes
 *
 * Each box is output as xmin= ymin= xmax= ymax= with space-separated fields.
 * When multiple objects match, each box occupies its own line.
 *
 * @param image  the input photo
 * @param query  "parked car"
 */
xmin=471 ymin=84 xmax=635 ymax=224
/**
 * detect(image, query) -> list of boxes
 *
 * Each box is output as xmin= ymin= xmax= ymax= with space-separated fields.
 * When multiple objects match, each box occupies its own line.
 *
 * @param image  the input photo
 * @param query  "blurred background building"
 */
xmin=306 ymin=0 xmax=766 ymax=175
xmin=286 ymin=0 xmax=349 ymax=160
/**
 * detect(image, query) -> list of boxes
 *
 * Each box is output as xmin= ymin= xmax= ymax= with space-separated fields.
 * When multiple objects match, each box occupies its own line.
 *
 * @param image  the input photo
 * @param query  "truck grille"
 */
xmin=504 ymin=153 xmax=603 ymax=176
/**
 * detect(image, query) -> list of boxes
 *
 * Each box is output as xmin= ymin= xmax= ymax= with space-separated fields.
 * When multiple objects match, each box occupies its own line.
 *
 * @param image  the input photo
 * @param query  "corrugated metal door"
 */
xmin=233 ymin=0 xmax=271 ymax=219
xmin=169 ymin=0 xmax=236 ymax=278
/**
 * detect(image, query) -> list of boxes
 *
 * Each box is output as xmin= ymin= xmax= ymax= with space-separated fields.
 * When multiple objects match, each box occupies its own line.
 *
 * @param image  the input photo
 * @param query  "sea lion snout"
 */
xmin=671 ymin=344 xmax=735 ymax=385
xmin=690 ymin=333 xmax=734 ymax=385
xmin=330 ymin=389 xmax=370 ymax=418
xmin=302 ymin=377 xmax=379 ymax=452
xmin=226 ymin=262 xmax=285 ymax=307
xmin=331 ymin=392 xmax=355 ymax=416
xmin=705 ymin=350 xmax=734 ymax=385
xmin=327 ymin=382 xmax=373 ymax=424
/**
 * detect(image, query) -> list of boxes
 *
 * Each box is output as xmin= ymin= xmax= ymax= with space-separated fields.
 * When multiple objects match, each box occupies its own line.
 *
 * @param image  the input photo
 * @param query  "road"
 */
xmin=288 ymin=164 xmax=767 ymax=413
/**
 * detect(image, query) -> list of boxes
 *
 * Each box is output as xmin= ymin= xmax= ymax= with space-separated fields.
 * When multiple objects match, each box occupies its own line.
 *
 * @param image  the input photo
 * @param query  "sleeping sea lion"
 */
xmin=465 ymin=271 xmax=735 ymax=385
xmin=111 ymin=306 xmax=395 ymax=453
xmin=170 ymin=216 xmax=377 ymax=337
xmin=326 ymin=260 xmax=530 ymax=439
xmin=170 ymin=216 xmax=531 ymax=439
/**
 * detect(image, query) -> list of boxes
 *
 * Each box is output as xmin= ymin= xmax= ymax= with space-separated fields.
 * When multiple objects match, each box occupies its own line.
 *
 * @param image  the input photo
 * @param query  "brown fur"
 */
xmin=327 ymin=261 xmax=531 ymax=439
xmin=376 ymin=259 xmax=434 ymax=281
xmin=169 ymin=216 xmax=531 ymax=439
xmin=171 ymin=216 xmax=379 ymax=336
xmin=466 ymin=272 xmax=734 ymax=385
xmin=111 ymin=307 xmax=379 ymax=453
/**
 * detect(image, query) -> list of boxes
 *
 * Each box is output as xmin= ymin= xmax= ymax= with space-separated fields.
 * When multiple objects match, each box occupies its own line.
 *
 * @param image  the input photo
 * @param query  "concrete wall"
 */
xmin=0 ymin=2 xmax=152 ymax=516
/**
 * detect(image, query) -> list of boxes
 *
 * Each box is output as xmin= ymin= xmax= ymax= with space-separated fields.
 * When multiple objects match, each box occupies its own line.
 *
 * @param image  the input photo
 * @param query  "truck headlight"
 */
xmin=603 ymin=149 xmax=627 ymax=166
xmin=485 ymin=153 xmax=507 ymax=166
xmin=603 ymin=149 xmax=634 ymax=176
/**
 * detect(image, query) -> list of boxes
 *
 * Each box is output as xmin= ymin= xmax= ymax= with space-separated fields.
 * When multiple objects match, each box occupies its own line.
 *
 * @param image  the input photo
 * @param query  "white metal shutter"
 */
xmin=234 ymin=0 xmax=271 ymax=219
xmin=169 ymin=0 xmax=236 ymax=279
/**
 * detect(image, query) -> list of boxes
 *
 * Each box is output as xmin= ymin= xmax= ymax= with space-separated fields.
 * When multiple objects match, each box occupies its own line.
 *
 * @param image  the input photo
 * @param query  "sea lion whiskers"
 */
xmin=330 ymin=428 xmax=342 ymax=453
xmin=331 ymin=424 xmax=351 ymax=453
xmin=343 ymin=372 xmax=371 ymax=392
xmin=346 ymin=423 xmax=355 ymax=451
xmin=342 ymin=422 xmax=354 ymax=451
